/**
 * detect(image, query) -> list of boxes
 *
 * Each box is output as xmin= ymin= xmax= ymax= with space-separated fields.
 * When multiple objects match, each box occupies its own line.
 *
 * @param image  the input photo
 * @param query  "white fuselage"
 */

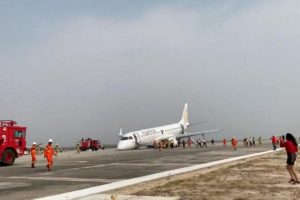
xmin=116 ymin=103 xmax=221 ymax=150
xmin=117 ymin=123 xmax=183 ymax=150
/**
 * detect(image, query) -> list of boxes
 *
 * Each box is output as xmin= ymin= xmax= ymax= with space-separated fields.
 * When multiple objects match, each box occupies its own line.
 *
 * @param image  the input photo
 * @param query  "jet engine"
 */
xmin=168 ymin=137 xmax=178 ymax=147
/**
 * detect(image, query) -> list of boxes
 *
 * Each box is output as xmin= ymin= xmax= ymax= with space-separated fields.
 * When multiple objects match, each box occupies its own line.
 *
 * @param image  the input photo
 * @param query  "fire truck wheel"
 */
xmin=2 ymin=149 xmax=16 ymax=165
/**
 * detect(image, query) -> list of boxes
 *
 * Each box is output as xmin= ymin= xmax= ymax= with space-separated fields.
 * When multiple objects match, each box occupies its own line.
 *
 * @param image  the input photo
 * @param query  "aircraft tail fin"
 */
xmin=119 ymin=128 xmax=123 ymax=137
xmin=179 ymin=103 xmax=190 ymax=128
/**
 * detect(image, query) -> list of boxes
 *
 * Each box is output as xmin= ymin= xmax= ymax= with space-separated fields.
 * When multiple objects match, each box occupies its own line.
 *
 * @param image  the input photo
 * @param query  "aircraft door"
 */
xmin=133 ymin=133 xmax=141 ymax=144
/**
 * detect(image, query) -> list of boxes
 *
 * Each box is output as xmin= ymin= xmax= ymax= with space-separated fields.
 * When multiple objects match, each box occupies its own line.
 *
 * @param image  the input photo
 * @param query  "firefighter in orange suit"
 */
xmin=231 ymin=137 xmax=238 ymax=150
xmin=44 ymin=139 xmax=56 ymax=171
xmin=31 ymin=142 xmax=37 ymax=168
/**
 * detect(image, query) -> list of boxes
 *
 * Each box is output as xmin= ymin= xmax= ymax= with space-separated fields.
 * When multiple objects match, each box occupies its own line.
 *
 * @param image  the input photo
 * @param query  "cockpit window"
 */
xmin=129 ymin=136 xmax=133 ymax=140
xmin=121 ymin=137 xmax=129 ymax=140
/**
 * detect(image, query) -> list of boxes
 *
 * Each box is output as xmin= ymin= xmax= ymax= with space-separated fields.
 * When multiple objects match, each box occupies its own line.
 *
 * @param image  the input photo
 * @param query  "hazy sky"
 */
xmin=1 ymin=1 xmax=300 ymax=146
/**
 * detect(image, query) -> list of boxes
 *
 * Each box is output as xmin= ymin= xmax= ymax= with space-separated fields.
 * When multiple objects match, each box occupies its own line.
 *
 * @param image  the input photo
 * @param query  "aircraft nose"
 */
xmin=117 ymin=141 xmax=126 ymax=151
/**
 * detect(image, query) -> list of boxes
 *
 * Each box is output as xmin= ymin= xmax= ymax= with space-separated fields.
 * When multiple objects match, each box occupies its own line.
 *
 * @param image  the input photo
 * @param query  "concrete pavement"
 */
xmin=0 ymin=142 xmax=273 ymax=199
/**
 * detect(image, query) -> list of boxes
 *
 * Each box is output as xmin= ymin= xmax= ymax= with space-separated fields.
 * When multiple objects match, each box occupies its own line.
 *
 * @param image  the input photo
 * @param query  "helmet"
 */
xmin=48 ymin=139 xmax=53 ymax=143
xmin=33 ymin=142 xmax=37 ymax=145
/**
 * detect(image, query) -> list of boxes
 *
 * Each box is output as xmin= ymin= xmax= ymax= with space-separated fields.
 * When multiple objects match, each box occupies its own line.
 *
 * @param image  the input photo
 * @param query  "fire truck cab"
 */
xmin=79 ymin=138 xmax=103 ymax=151
xmin=0 ymin=120 xmax=27 ymax=165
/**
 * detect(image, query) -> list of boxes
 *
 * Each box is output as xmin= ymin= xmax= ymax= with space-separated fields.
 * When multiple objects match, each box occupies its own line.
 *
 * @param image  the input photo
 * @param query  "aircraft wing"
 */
xmin=156 ymin=135 xmax=177 ymax=141
xmin=176 ymin=129 xmax=222 ymax=139
xmin=163 ymin=121 xmax=208 ymax=132
xmin=153 ymin=129 xmax=222 ymax=142
xmin=188 ymin=121 xmax=207 ymax=126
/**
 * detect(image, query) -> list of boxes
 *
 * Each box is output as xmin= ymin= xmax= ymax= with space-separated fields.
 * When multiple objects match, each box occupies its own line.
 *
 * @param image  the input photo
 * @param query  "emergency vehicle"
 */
xmin=79 ymin=138 xmax=103 ymax=151
xmin=0 ymin=120 xmax=27 ymax=165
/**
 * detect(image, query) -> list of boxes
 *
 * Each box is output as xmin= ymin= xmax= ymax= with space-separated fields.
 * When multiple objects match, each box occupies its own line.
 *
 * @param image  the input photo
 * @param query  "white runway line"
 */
xmin=0 ymin=182 xmax=30 ymax=189
xmin=56 ymin=162 xmax=190 ymax=172
xmin=35 ymin=149 xmax=282 ymax=200
xmin=110 ymin=163 xmax=190 ymax=166
xmin=8 ymin=176 xmax=123 ymax=183
xmin=80 ymin=194 xmax=179 ymax=200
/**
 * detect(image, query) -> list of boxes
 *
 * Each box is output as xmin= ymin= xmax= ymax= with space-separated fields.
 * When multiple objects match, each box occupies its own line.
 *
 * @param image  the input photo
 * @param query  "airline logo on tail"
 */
xmin=179 ymin=103 xmax=190 ymax=129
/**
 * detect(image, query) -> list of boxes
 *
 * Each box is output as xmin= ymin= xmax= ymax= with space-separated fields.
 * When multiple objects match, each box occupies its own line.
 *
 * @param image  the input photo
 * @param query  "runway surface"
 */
xmin=0 ymin=142 xmax=272 ymax=199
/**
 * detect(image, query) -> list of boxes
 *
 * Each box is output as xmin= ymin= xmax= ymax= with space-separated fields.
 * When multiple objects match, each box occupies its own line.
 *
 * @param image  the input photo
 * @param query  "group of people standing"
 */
xmin=242 ymin=137 xmax=260 ymax=147
xmin=30 ymin=139 xmax=57 ymax=171
xmin=195 ymin=138 xmax=207 ymax=148
xmin=222 ymin=137 xmax=238 ymax=150
xmin=180 ymin=138 xmax=193 ymax=149
xmin=154 ymin=137 xmax=246 ymax=150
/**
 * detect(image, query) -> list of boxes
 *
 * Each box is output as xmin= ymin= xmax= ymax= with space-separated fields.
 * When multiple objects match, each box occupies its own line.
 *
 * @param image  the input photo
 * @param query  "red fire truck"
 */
xmin=0 ymin=120 xmax=27 ymax=165
xmin=79 ymin=138 xmax=103 ymax=151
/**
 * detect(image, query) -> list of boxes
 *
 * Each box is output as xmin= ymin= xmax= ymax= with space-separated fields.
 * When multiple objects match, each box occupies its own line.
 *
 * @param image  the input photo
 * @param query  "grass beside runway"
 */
xmin=112 ymin=151 xmax=300 ymax=200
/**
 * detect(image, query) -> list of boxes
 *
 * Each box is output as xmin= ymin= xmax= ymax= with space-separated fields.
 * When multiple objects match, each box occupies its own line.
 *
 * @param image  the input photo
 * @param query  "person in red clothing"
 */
xmin=271 ymin=135 xmax=277 ymax=150
xmin=279 ymin=135 xmax=285 ymax=148
xmin=44 ymin=139 xmax=57 ymax=171
xmin=284 ymin=133 xmax=299 ymax=184
xmin=187 ymin=138 xmax=192 ymax=148
xmin=223 ymin=138 xmax=227 ymax=146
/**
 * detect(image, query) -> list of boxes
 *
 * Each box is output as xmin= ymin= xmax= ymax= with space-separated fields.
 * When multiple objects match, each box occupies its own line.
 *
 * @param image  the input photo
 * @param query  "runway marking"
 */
xmin=36 ymin=163 xmax=90 ymax=166
xmin=79 ymin=163 xmax=190 ymax=169
xmin=38 ymin=172 xmax=54 ymax=176
xmin=0 ymin=182 xmax=30 ymax=189
xmin=110 ymin=163 xmax=190 ymax=166
xmin=8 ymin=176 xmax=123 ymax=183
xmin=35 ymin=149 xmax=282 ymax=200
xmin=57 ymin=164 xmax=108 ymax=171
xmin=76 ymin=161 xmax=89 ymax=163
xmin=59 ymin=163 xmax=190 ymax=172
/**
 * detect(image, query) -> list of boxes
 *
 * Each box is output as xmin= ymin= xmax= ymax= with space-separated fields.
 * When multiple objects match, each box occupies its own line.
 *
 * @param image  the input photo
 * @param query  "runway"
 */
xmin=0 ymin=142 xmax=272 ymax=199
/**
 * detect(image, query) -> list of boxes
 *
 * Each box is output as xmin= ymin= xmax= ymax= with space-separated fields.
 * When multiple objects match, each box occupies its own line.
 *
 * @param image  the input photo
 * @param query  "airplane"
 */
xmin=117 ymin=103 xmax=221 ymax=150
